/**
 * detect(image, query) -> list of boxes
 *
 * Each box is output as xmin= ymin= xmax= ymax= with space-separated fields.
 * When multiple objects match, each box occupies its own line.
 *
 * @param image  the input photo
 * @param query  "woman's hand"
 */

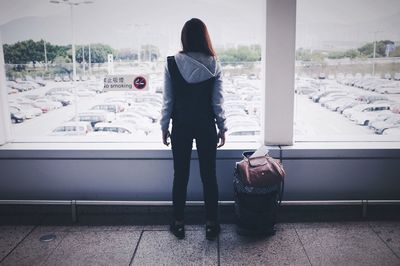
xmin=217 ymin=130 xmax=226 ymax=148
xmin=162 ymin=130 xmax=171 ymax=146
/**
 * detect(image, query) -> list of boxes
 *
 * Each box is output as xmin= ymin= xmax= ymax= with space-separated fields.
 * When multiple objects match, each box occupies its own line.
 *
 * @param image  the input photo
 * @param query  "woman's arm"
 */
xmin=212 ymin=64 xmax=227 ymax=133
xmin=160 ymin=64 xmax=174 ymax=146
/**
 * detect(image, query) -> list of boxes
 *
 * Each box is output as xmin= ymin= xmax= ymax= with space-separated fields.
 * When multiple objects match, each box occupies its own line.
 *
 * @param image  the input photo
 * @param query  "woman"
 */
xmin=160 ymin=18 xmax=227 ymax=240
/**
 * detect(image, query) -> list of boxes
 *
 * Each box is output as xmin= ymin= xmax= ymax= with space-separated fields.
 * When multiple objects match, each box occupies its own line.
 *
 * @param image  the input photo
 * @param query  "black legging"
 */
xmin=170 ymin=121 xmax=219 ymax=222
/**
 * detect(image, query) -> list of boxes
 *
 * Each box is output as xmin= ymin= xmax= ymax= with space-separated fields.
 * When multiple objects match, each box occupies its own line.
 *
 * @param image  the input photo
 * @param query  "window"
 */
xmin=1 ymin=0 xmax=264 ymax=143
xmin=295 ymin=0 xmax=400 ymax=141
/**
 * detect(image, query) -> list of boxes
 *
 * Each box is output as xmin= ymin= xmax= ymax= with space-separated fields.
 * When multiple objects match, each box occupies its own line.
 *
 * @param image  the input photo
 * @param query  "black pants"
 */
xmin=171 ymin=121 xmax=219 ymax=222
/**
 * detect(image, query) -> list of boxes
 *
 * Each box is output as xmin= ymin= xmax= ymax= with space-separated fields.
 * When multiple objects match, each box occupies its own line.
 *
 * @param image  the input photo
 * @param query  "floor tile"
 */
xmin=132 ymin=230 xmax=218 ymax=265
xmin=219 ymin=225 xmax=310 ymax=266
xmin=42 ymin=230 xmax=141 ymax=266
xmin=296 ymin=222 xmax=400 ymax=266
xmin=0 ymin=226 xmax=34 ymax=261
xmin=369 ymin=221 xmax=400 ymax=259
xmin=0 ymin=226 xmax=68 ymax=266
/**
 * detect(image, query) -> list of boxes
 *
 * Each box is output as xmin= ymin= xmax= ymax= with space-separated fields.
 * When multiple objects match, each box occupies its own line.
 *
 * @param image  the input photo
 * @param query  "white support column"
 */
xmin=263 ymin=0 xmax=297 ymax=145
xmin=0 ymin=33 xmax=12 ymax=146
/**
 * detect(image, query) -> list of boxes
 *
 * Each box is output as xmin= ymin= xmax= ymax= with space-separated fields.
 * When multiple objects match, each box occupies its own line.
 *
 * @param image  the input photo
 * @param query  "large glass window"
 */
xmin=295 ymin=0 xmax=400 ymax=141
xmin=1 ymin=0 xmax=264 ymax=143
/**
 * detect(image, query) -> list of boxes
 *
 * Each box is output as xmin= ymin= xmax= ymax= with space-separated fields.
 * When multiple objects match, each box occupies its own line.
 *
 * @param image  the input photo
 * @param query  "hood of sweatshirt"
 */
xmin=174 ymin=52 xmax=221 ymax=84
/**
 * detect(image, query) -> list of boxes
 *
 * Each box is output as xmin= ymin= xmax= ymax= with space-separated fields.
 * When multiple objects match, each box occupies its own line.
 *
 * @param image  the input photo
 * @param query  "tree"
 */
xmin=217 ymin=45 xmax=261 ymax=62
xmin=116 ymin=48 xmax=138 ymax=61
xmin=3 ymin=39 xmax=69 ymax=65
xmin=75 ymin=43 xmax=115 ymax=64
xmin=358 ymin=40 xmax=394 ymax=58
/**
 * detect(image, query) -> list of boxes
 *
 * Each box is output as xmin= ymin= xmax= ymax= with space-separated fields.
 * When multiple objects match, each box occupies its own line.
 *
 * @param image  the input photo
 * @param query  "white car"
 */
xmin=33 ymin=99 xmax=62 ymax=112
xmin=9 ymin=100 xmax=42 ymax=117
xmin=91 ymin=103 xmax=125 ymax=113
xmin=116 ymin=112 xmax=153 ymax=124
xmin=369 ymin=115 xmax=400 ymax=134
xmin=228 ymin=126 xmax=260 ymax=136
xmin=34 ymin=76 xmax=47 ymax=86
xmin=51 ymin=121 xmax=93 ymax=136
xmin=382 ymin=127 xmax=400 ymax=135
xmin=76 ymin=88 xmax=97 ymax=97
xmin=319 ymin=93 xmax=348 ymax=106
xmin=325 ymin=97 xmax=354 ymax=111
xmin=348 ymin=104 xmax=391 ymax=125
xmin=72 ymin=110 xmax=115 ymax=126
xmin=127 ymin=106 xmax=160 ymax=122
xmin=342 ymin=103 xmax=371 ymax=118
xmin=46 ymin=87 xmax=73 ymax=96
xmin=18 ymin=80 xmax=40 ymax=90
xmin=9 ymin=105 xmax=29 ymax=119
xmin=93 ymin=122 xmax=136 ymax=134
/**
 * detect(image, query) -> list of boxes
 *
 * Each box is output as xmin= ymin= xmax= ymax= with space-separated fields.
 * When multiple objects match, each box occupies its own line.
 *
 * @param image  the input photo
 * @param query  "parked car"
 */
xmin=7 ymin=81 xmax=29 ymax=92
xmin=33 ymin=99 xmax=62 ymax=112
xmin=337 ymin=100 xmax=362 ymax=114
xmin=347 ymin=104 xmax=391 ymax=125
xmin=116 ymin=112 xmax=153 ymax=125
xmin=34 ymin=76 xmax=47 ymax=86
xmin=47 ymin=95 xmax=73 ymax=106
xmin=18 ymin=80 xmax=40 ymax=90
xmin=62 ymin=75 xmax=70 ymax=82
xmin=90 ymin=103 xmax=125 ymax=113
xmin=9 ymin=100 xmax=42 ymax=117
xmin=7 ymin=85 xmax=18 ymax=94
xmin=319 ymin=93 xmax=348 ymax=106
xmin=311 ymin=90 xmax=341 ymax=102
xmin=9 ymin=105 xmax=30 ymax=119
xmin=93 ymin=122 xmax=136 ymax=134
xmin=76 ymin=88 xmax=97 ymax=97
xmin=10 ymin=112 xmax=24 ymax=123
xmin=54 ymin=76 xmax=62 ymax=82
xmin=382 ymin=127 xmax=400 ymax=135
xmin=72 ymin=110 xmax=115 ymax=127
xmin=370 ymin=116 xmax=400 ymax=134
xmin=51 ymin=121 xmax=93 ymax=136
xmin=45 ymin=87 xmax=73 ymax=96
xmin=325 ymin=97 xmax=354 ymax=111
xmin=227 ymin=126 xmax=260 ymax=136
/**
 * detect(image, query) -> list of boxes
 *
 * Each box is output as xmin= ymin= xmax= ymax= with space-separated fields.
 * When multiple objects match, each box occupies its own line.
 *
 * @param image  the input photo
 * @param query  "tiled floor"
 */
xmin=0 ymin=222 xmax=399 ymax=266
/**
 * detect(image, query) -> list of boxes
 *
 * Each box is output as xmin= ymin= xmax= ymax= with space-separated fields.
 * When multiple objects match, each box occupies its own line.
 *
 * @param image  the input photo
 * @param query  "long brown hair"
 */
xmin=180 ymin=18 xmax=216 ymax=57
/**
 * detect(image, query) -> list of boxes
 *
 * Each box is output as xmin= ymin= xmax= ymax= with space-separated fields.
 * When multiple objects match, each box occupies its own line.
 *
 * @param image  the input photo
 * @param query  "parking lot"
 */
xmin=6 ymin=65 xmax=400 ymax=142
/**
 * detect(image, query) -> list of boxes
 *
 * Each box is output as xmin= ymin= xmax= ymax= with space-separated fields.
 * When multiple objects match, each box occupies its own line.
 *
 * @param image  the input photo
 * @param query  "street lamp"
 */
xmin=372 ymin=30 xmax=383 ymax=77
xmin=50 ymin=0 xmax=93 ymax=123
xmin=49 ymin=0 xmax=93 ymax=81
xmin=134 ymin=23 xmax=150 ymax=63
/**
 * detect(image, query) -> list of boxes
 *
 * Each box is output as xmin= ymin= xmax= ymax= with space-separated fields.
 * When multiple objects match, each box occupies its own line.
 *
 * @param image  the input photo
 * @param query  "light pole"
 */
xmin=43 ymin=39 xmax=48 ymax=71
xmin=49 ymin=0 xmax=93 ymax=123
xmin=134 ymin=23 xmax=150 ymax=63
xmin=88 ymin=43 xmax=92 ymax=76
xmin=372 ymin=30 xmax=383 ymax=77
xmin=82 ymin=45 xmax=85 ymax=77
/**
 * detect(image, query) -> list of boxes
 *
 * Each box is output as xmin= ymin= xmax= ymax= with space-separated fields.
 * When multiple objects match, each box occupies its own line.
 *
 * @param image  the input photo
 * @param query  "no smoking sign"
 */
xmin=103 ymin=75 xmax=149 ymax=91
xmin=133 ymin=76 xmax=147 ymax=90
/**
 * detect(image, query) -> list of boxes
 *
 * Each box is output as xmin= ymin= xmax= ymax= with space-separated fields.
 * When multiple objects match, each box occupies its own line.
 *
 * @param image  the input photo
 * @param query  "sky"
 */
xmin=0 ymin=0 xmax=399 ymax=54
xmin=0 ymin=0 xmax=265 ymax=55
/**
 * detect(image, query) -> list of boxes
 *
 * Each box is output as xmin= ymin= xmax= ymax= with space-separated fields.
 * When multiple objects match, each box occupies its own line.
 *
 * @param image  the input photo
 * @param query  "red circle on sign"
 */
xmin=133 ymin=76 xmax=146 ymax=90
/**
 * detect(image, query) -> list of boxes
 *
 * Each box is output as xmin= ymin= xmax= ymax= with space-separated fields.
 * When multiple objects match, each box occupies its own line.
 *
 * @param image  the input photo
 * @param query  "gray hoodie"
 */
xmin=160 ymin=52 xmax=227 ymax=132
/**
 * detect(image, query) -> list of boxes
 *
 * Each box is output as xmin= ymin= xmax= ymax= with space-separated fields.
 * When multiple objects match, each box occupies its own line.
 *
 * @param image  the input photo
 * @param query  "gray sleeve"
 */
xmin=160 ymin=64 xmax=174 ymax=132
xmin=212 ymin=63 xmax=227 ymax=132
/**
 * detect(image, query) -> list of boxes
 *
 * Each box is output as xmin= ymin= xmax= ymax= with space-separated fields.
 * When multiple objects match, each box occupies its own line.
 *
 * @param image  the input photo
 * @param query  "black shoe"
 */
xmin=169 ymin=223 xmax=185 ymax=239
xmin=205 ymin=224 xmax=220 ymax=240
